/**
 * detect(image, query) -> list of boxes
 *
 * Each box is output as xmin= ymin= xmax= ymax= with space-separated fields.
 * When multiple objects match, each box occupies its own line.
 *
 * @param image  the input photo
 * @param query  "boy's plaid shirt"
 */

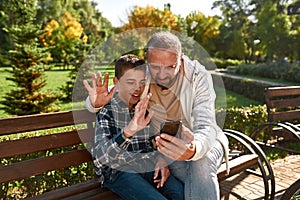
xmin=92 ymin=95 xmax=157 ymax=175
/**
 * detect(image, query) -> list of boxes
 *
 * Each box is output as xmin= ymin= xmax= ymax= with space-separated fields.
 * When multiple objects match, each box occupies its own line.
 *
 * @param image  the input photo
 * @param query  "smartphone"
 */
xmin=160 ymin=121 xmax=182 ymax=136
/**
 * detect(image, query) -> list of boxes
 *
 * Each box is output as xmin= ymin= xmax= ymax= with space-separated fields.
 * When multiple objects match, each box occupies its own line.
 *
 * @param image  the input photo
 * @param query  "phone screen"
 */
xmin=160 ymin=121 xmax=181 ymax=136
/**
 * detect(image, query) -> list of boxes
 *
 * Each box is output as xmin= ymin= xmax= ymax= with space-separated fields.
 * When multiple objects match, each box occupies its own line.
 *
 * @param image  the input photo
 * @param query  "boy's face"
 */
xmin=114 ymin=68 xmax=146 ymax=107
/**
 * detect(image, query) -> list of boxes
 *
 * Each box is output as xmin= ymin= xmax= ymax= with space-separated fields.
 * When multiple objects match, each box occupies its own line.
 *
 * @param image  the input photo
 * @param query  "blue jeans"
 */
xmin=169 ymin=140 xmax=224 ymax=200
xmin=103 ymin=170 xmax=184 ymax=200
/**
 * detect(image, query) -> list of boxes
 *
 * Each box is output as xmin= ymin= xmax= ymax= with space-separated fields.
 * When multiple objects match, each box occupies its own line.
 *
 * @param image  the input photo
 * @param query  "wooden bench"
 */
xmin=0 ymin=109 xmax=275 ymax=199
xmin=251 ymin=86 xmax=300 ymax=154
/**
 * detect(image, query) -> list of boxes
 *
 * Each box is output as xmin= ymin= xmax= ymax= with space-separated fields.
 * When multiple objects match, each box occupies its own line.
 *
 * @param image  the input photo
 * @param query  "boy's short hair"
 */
xmin=115 ymin=54 xmax=146 ymax=79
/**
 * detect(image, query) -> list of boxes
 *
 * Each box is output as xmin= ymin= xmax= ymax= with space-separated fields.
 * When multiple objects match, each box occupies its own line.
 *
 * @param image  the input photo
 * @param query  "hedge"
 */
xmin=212 ymin=73 xmax=283 ymax=103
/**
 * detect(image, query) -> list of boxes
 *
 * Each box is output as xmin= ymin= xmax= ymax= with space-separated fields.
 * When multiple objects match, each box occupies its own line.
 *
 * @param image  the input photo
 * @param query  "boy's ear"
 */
xmin=113 ymin=77 xmax=118 ymax=85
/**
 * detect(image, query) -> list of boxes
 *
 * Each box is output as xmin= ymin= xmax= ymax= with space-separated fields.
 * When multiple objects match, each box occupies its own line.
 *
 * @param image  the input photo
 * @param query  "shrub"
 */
xmin=212 ymin=73 xmax=276 ymax=103
xmin=234 ymin=62 xmax=300 ymax=83
xmin=212 ymin=58 xmax=244 ymax=69
xmin=217 ymin=105 xmax=268 ymax=135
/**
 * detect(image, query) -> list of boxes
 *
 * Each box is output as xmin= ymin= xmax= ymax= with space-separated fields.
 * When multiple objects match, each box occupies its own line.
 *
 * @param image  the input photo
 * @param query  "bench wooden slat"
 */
xmin=26 ymin=178 xmax=99 ymax=200
xmin=84 ymin=191 xmax=121 ymax=200
xmin=265 ymin=86 xmax=300 ymax=122
xmin=0 ymin=129 xmax=93 ymax=159
xmin=62 ymin=188 xmax=120 ymax=200
xmin=0 ymin=110 xmax=95 ymax=136
xmin=0 ymin=111 xmax=74 ymax=136
xmin=26 ymin=178 xmax=119 ymax=200
xmin=217 ymin=154 xmax=258 ymax=181
xmin=269 ymin=110 xmax=300 ymax=122
xmin=0 ymin=149 xmax=91 ymax=183
xmin=0 ymin=131 xmax=79 ymax=159
xmin=266 ymin=86 xmax=300 ymax=97
xmin=268 ymin=98 xmax=300 ymax=109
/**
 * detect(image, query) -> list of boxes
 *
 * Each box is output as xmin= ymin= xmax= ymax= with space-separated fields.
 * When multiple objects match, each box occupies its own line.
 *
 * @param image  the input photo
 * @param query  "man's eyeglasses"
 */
xmin=147 ymin=62 xmax=178 ymax=71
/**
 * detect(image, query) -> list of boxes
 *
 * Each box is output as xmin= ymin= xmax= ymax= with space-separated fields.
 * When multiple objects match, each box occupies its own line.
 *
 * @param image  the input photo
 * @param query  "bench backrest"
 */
xmin=265 ymin=86 xmax=300 ymax=122
xmin=0 ymin=109 xmax=96 ymax=184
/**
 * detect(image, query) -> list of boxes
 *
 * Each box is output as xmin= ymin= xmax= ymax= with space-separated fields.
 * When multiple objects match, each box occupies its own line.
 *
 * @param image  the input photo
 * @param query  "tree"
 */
xmin=121 ymin=5 xmax=183 ymax=31
xmin=255 ymin=0 xmax=292 ymax=61
xmin=185 ymin=11 xmax=221 ymax=56
xmin=39 ymin=12 xmax=88 ymax=67
xmin=36 ymin=0 xmax=113 ymax=46
xmin=37 ymin=0 xmax=114 ymax=100
xmin=213 ymin=0 xmax=297 ymax=62
xmin=1 ymin=0 xmax=60 ymax=115
xmin=0 ymin=0 xmax=12 ymax=66
xmin=288 ymin=6 xmax=300 ymax=62
xmin=213 ymin=0 xmax=252 ymax=60
xmin=39 ymin=11 xmax=94 ymax=100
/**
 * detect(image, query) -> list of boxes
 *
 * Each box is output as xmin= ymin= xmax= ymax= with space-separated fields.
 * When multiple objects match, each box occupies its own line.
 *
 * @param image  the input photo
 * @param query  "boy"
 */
xmin=91 ymin=54 xmax=183 ymax=200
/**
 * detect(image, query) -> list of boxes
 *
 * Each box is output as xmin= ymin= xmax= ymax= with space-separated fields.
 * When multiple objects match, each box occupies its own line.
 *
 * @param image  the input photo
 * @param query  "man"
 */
xmin=85 ymin=32 xmax=229 ymax=200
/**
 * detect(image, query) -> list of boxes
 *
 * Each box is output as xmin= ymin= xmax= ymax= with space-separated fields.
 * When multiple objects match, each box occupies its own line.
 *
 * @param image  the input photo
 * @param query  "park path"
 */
xmin=210 ymin=70 xmax=290 ymax=87
xmin=220 ymin=154 xmax=300 ymax=199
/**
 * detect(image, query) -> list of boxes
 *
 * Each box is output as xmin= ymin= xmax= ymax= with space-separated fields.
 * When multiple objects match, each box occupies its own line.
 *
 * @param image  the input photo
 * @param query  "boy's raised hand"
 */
xmin=124 ymin=93 xmax=153 ymax=138
xmin=83 ymin=72 xmax=115 ymax=108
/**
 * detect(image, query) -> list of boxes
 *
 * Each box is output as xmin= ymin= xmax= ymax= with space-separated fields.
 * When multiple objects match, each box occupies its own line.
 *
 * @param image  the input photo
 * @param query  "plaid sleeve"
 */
xmin=92 ymin=106 xmax=156 ymax=171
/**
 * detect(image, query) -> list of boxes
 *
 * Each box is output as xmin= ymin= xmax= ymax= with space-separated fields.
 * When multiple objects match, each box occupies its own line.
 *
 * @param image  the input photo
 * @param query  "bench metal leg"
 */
xmin=224 ymin=129 xmax=276 ymax=200
xmin=251 ymin=122 xmax=300 ymax=154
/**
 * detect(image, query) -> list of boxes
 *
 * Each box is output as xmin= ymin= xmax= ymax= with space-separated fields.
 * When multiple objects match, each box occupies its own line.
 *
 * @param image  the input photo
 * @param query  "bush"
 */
xmin=212 ymin=58 xmax=244 ymax=69
xmin=234 ymin=62 xmax=300 ymax=83
xmin=217 ymin=105 xmax=268 ymax=135
xmin=212 ymin=73 xmax=276 ymax=103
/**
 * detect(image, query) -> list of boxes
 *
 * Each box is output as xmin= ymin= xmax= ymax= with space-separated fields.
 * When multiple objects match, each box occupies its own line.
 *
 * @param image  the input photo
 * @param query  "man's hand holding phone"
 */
xmin=160 ymin=121 xmax=182 ymax=136
xmin=150 ymin=121 xmax=181 ymax=150
xmin=155 ymin=124 xmax=196 ymax=161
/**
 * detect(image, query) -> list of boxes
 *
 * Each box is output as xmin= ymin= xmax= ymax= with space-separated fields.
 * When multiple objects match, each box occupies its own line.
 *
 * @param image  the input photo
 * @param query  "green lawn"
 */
xmin=0 ymin=68 xmax=72 ymax=118
xmin=0 ymin=67 xmax=260 ymax=118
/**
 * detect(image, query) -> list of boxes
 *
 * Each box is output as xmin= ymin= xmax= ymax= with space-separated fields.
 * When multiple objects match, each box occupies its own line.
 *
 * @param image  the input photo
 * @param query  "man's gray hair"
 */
xmin=146 ymin=31 xmax=182 ymax=56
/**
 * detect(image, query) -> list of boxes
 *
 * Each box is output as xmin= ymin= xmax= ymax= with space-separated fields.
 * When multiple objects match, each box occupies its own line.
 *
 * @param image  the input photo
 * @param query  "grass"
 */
xmin=0 ymin=67 xmax=72 ymax=118
xmin=225 ymin=90 xmax=260 ymax=107
xmin=0 ymin=67 xmax=260 ymax=118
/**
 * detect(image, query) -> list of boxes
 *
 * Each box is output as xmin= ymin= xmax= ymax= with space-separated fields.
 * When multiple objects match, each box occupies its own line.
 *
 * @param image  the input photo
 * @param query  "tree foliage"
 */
xmin=213 ymin=0 xmax=252 ymax=60
xmin=213 ymin=0 xmax=300 ymax=62
xmin=39 ymin=12 xmax=92 ymax=100
xmin=36 ymin=0 xmax=113 ymax=44
xmin=37 ymin=1 xmax=114 ymax=100
xmin=0 ymin=0 xmax=10 ymax=53
xmin=122 ymin=5 xmax=182 ymax=31
xmin=1 ymin=0 xmax=60 ymax=115
xmin=39 ymin=11 xmax=88 ymax=66
xmin=185 ymin=11 xmax=221 ymax=55
xmin=256 ymin=0 xmax=292 ymax=61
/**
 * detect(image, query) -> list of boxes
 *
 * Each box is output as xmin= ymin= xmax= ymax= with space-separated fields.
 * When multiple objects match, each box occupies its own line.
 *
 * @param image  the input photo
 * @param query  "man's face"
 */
xmin=147 ymin=48 xmax=180 ymax=88
xmin=115 ymin=68 xmax=146 ymax=107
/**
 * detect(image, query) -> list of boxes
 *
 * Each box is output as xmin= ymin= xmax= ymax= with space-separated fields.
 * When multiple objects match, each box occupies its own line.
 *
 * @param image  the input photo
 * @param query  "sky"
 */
xmin=94 ymin=0 xmax=221 ymax=27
